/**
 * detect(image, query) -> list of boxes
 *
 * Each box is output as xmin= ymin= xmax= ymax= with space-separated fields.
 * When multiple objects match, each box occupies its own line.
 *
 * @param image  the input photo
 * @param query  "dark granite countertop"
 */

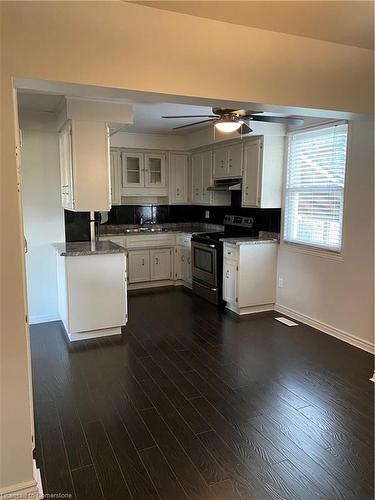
xmin=53 ymin=241 xmax=126 ymax=257
xmin=219 ymin=231 xmax=280 ymax=246
xmin=99 ymin=222 xmax=224 ymax=236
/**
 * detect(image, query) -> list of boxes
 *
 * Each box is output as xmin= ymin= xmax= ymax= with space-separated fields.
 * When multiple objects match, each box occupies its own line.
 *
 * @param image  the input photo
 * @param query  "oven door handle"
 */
xmin=193 ymin=280 xmax=217 ymax=292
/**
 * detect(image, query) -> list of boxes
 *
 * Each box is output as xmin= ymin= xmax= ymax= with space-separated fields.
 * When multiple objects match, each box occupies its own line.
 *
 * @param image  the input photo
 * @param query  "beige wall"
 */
xmin=277 ymin=116 xmax=374 ymax=351
xmin=1 ymin=1 xmax=373 ymax=492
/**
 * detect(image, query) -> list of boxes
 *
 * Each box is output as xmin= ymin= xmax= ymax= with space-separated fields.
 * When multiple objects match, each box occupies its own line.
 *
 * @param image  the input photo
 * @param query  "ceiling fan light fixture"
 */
xmin=214 ymin=119 xmax=243 ymax=133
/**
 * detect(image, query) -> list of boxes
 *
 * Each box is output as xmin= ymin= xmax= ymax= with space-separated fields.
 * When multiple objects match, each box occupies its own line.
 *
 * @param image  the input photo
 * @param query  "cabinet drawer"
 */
xmin=223 ymin=244 xmax=238 ymax=261
xmin=126 ymin=234 xmax=176 ymax=249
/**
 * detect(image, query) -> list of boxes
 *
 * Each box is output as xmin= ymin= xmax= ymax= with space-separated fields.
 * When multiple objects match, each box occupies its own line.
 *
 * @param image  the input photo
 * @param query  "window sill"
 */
xmin=281 ymin=241 xmax=344 ymax=261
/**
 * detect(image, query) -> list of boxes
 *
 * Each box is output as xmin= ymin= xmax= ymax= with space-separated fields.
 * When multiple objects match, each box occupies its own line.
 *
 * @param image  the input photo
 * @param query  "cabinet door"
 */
xmin=242 ymin=139 xmax=262 ymax=207
xmin=121 ymin=153 xmax=144 ymax=188
xmin=191 ymin=154 xmax=203 ymax=203
xmin=185 ymin=245 xmax=192 ymax=284
xmin=128 ymin=250 xmax=150 ymax=283
xmin=150 ymin=248 xmax=172 ymax=281
xmin=170 ymin=154 xmax=188 ymax=203
xmin=201 ymin=150 xmax=212 ymax=205
xmin=227 ymin=143 xmax=243 ymax=177
xmin=223 ymin=260 xmax=237 ymax=304
xmin=110 ymin=149 xmax=121 ymax=205
xmin=213 ymin=147 xmax=227 ymax=179
xmin=59 ymin=121 xmax=74 ymax=210
xmin=144 ymin=153 xmax=166 ymax=188
xmin=174 ymin=246 xmax=183 ymax=280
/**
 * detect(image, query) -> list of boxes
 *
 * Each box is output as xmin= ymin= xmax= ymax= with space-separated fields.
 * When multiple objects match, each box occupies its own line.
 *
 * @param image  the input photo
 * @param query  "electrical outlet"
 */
xmin=205 ymin=210 xmax=210 ymax=219
xmin=278 ymin=277 xmax=284 ymax=288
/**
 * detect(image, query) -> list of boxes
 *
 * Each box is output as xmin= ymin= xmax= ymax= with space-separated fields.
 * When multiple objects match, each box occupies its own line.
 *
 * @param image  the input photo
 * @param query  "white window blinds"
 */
xmin=284 ymin=123 xmax=348 ymax=252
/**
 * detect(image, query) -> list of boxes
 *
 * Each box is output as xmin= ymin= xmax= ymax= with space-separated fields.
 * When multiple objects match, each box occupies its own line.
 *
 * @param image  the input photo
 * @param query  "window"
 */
xmin=284 ymin=123 xmax=348 ymax=252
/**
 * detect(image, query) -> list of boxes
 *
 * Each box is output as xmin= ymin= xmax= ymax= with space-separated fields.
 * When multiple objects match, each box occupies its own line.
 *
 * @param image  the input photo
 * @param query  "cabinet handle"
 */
xmin=142 ymin=258 xmax=145 ymax=266
xmin=155 ymin=257 xmax=159 ymax=265
xmin=245 ymin=187 xmax=249 ymax=195
xmin=228 ymin=251 xmax=232 ymax=255
xmin=176 ymin=188 xmax=180 ymax=195
xmin=226 ymin=270 xmax=229 ymax=278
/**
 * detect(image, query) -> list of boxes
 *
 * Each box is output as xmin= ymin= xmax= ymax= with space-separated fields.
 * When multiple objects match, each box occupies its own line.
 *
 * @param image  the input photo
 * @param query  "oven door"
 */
xmin=191 ymin=241 xmax=217 ymax=287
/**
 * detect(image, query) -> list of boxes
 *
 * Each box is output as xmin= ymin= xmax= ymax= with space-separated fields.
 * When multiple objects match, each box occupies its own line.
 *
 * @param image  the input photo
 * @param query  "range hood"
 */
xmin=207 ymin=178 xmax=242 ymax=192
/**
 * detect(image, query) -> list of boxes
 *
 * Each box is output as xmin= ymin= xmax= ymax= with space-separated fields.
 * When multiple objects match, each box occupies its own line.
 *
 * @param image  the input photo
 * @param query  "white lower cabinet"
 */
xmin=101 ymin=233 xmax=192 ymax=289
xmin=175 ymin=235 xmax=192 ymax=285
xmin=223 ymin=259 xmax=237 ymax=304
xmin=223 ymin=242 xmax=278 ymax=314
xmin=128 ymin=250 xmax=150 ymax=283
xmin=150 ymin=248 xmax=172 ymax=281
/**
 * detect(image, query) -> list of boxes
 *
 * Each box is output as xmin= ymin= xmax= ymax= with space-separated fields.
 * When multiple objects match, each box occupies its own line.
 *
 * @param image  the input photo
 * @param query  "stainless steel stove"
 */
xmin=191 ymin=215 xmax=257 ymax=305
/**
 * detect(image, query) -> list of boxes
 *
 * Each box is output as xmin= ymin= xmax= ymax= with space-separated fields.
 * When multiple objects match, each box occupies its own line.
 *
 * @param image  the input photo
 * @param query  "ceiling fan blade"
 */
xmin=235 ymin=109 xmax=264 ymax=117
xmin=250 ymin=115 xmax=304 ymax=125
xmin=173 ymin=119 xmax=215 ymax=130
xmin=162 ymin=115 xmax=218 ymax=119
xmin=237 ymin=123 xmax=252 ymax=135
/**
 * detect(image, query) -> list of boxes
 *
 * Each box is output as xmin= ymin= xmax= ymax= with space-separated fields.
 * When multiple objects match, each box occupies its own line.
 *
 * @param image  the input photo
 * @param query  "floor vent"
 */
xmin=275 ymin=317 xmax=299 ymax=327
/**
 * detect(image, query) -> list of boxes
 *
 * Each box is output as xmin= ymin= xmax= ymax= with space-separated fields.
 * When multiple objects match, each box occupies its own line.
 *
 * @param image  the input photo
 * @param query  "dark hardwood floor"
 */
xmin=30 ymin=287 xmax=374 ymax=500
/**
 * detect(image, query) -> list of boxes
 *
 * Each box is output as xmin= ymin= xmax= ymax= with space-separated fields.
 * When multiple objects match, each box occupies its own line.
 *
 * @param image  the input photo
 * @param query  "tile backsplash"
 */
xmin=106 ymin=192 xmax=281 ymax=233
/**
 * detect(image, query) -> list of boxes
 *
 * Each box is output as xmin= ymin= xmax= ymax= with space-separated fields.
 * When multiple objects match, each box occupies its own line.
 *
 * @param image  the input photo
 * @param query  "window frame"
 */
xmin=281 ymin=120 xmax=350 ymax=258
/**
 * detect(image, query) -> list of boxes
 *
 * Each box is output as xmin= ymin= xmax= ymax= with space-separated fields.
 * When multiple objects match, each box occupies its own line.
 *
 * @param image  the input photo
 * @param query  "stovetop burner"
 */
xmin=192 ymin=215 xmax=257 ymax=246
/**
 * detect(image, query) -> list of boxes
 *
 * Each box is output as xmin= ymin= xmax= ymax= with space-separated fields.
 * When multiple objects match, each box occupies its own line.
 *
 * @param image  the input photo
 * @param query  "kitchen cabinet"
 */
xmin=120 ymin=150 xmax=167 ymax=196
xmin=56 ymin=251 xmax=127 ymax=341
xmin=223 ymin=259 xmax=237 ymax=304
xmin=121 ymin=152 xmax=144 ymax=188
xmin=191 ymin=151 xmax=230 ymax=206
xmin=144 ymin=153 xmax=166 ymax=188
xmin=169 ymin=153 xmax=189 ymax=204
xmin=222 ymin=242 xmax=278 ymax=314
xmin=110 ymin=149 xmax=121 ymax=205
xmin=175 ymin=235 xmax=192 ymax=285
xmin=213 ymin=143 xmax=243 ymax=179
xmin=59 ymin=121 xmax=74 ymax=210
xmin=241 ymin=136 xmax=284 ymax=208
xmin=58 ymin=119 xmax=111 ymax=211
xmin=150 ymin=248 xmax=172 ymax=281
xmin=128 ymin=250 xmax=150 ymax=283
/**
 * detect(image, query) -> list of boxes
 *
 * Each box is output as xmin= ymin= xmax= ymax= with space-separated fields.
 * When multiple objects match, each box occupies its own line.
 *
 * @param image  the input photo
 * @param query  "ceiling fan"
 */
xmin=162 ymin=107 xmax=304 ymax=134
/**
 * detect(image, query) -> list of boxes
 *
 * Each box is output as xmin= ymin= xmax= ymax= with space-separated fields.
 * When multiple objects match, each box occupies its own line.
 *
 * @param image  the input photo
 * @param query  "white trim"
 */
xmin=225 ymin=303 xmax=274 ymax=315
xmin=280 ymin=241 xmax=344 ymax=261
xmin=274 ymin=304 xmax=374 ymax=354
xmin=67 ymin=326 xmax=123 ymax=342
xmin=286 ymin=119 xmax=348 ymax=135
xmin=33 ymin=459 xmax=44 ymax=499
xmin=29 ymin=313 xmax=60 ymax=325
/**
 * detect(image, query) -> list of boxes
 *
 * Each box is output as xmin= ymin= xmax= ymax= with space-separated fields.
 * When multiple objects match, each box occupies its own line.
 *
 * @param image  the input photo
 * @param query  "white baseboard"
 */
xmin=29 ymin=313 xmax=60 ymax=325
xmin=67 ymin=325 xmax=123 ymax=342
xmin=274 ymin=304 xmax=374 ymax=354
xmin=225 ymin=302 xmax=274 ymax=315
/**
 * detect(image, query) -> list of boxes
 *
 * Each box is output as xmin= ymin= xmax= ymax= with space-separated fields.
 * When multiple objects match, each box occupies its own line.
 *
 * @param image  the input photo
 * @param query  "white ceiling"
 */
xmin=133 ymin=1 xmax=374 ymax=50
xmin=16 ymin=90 xmax=320 ymax=135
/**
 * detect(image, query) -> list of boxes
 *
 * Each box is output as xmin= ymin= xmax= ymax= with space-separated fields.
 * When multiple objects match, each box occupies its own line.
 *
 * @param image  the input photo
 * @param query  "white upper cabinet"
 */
xmin=191 ymin=150 xmax=230 ymax=206
xmin=121 ymin=152 xmax=144 ymax=188
xmin=213 ymin=142 xmax=243 ymax=179
xmin=144 ymin=153 xmax=166 ymax=188
xmin=110 ymin=149 xmax=121 ymax=205
xmin=241 ymin=136 xmax=285 ymax=208
xmin=58 ymin=119 xmax=111 ymax=212
xmin=120 ymin=150 xmax=167 ymax=196
xmin=169 ymin=153 xmax=189 ymax=204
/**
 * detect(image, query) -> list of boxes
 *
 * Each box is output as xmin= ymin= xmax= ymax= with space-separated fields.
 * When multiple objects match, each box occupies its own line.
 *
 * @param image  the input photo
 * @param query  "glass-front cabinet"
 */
xmin=120 ymin=151 xmax=167 ymax=194
xmin=144 ymin=153 xmax=166 ymax=188
xmin=121 ymin=153 xmax=144 ymax=188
